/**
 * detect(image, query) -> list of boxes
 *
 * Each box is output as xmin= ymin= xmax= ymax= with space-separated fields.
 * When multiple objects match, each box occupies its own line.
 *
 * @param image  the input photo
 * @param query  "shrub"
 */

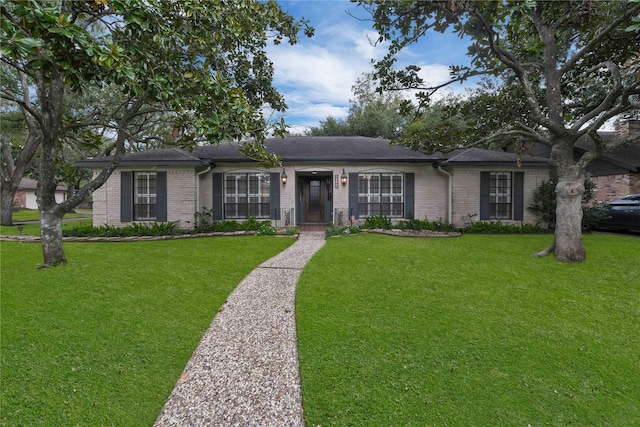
xmin=257 ymin=223 xmax=278 ymax=235
xmin=583 ymin=204 xmax=610 ymax=230
xmin=192 ymin=207 xmax=214 ymax=232
xmin=363 ymin=215 xmax=392 ymax=229
xmin=464 ymin=221 xmax=546 ymax=234
xmin=325 ymin=224 xmax=361 ymax=238
xmin=64 ymin=222 xmax=177 ymax=237
xmin=396 ymin=216 xmax=456 ymax=232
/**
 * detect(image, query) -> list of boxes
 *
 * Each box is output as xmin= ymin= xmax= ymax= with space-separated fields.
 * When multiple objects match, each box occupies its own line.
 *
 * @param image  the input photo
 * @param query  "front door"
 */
xmin=305 ymin=178 xmax=325 ymax=222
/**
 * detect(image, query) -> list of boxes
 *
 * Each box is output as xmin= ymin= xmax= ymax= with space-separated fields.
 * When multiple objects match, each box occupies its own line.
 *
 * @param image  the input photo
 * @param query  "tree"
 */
xmin=1 ymin=0 xmax=312 ymax=266
xmin=1 ymin=66 xmax=41 ymax=225
xmin=359 ymin=0 xmax=640 ymax=262
xmin=308 ymin=73 xmax=405 ymax=138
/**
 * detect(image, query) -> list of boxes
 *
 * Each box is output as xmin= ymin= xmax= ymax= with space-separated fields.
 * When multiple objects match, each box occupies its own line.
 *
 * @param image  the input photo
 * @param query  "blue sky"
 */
xmin=269 ymin=0 xmax=476 ymax=134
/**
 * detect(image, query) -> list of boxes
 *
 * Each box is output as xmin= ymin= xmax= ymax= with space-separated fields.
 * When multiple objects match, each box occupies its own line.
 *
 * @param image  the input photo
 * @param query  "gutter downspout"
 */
xmin=196 ymin=165 xmax=212 ymax=214
xmin=437 ymin=165 xmax=452 ymax=226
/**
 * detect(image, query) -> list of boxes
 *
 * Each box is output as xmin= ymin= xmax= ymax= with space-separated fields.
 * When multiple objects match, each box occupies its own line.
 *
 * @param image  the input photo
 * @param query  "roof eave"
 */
xmin=75 ymin=160 xmax=207 ymax=168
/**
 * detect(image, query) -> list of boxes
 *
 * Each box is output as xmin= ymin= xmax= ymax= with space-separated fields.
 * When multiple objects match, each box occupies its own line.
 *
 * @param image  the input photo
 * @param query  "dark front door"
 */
xmin=305 ymin=179 xmax=325 ymax=222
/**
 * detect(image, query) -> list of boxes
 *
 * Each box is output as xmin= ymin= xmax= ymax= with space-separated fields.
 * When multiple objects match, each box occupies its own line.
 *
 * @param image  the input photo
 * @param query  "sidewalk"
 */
xmin=154 ymin=232 xmax=326 ymax=426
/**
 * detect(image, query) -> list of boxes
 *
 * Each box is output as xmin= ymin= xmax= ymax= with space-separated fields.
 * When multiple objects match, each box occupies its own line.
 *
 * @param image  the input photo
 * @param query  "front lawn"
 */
xmin=0 ymin=236 xmax=294 ymax=426
xmin=11 ymin=208 xmax=90 ymax=222
xmin=296 ymin=233 xmax=640 ymax=426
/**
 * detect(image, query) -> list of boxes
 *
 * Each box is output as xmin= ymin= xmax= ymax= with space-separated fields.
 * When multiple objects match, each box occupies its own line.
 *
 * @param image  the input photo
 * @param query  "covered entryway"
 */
xmin=298 ymin=173 xmax=333 ymax=225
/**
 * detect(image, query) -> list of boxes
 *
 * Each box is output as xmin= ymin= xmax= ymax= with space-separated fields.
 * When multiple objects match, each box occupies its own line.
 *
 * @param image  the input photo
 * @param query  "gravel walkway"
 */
xmin=154 ymin=232 xmax=326 ymax=427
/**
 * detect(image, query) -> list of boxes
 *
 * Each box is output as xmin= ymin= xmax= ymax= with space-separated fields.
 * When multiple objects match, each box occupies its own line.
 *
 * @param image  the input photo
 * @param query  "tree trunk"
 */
xmin=1 ymin=184 xmax=17 ymax=226
xmin=552 ymin=174 xmax=586 ymax=263
xmin=37 ymin=70 xmax=67 ymax=266
xmin=40 ymin=209 xmax=66 ymax=265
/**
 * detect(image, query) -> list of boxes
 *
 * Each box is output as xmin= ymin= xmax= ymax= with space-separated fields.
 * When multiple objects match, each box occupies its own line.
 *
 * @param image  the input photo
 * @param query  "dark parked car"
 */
xmin=598 ymin=194 xmax=640 ymax=231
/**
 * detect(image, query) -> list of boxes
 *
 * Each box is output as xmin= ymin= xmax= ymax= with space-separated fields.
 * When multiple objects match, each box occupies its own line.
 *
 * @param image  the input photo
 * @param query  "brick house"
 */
xmin=78 ymin=137 xmax=550 ymax=230
xmin=13 ymin=178 xmax=67 ymax=210
xmin=530 ymin=119 xmax=640 ymax=203
xmin=584 ymin=119 xmax=640 ymax=202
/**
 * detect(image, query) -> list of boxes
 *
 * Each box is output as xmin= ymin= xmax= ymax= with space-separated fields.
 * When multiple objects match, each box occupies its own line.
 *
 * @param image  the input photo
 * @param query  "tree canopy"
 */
xmin=359 ymin=0 xmax=640 ymax=262
xmin=1 ymin=0 xmax=312 ymax=265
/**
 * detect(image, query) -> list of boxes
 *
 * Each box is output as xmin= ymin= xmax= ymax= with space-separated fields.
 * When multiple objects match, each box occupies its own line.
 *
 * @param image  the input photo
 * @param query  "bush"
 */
xmin=396 ymin=216 xmax=455 ymax=232
xmin=363 ymin=215 xmax=392 ymax=229
xmin=325 ymin=224 xmax=361 ymax=238
xmin=583 ymin=204 xmax=610 ymax=230
xmin=464 ymin=221 xmax=546 ymax=234
xmin=257 ymin=223 xmax=278 ymax=235
xmin=64 ymin=222 xmax=178 ymax=237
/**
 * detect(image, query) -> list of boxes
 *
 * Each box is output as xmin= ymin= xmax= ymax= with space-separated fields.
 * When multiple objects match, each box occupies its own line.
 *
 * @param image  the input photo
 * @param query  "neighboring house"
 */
xmin=532 ymin=119 xmax=640 ymax=203
xmin=76 ymin=137 xmax=550 ymax=230
xmin=583 ymin=119 xmax=640 ymax=202
xmin=13 ymin=178 xmax=67 ymax=210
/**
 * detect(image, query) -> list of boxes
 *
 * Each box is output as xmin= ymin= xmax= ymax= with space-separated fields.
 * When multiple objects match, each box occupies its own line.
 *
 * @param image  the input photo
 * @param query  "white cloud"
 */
xmin=269 ymin=44 xmax=358 ymax=105
xmin=416 ymin=64 xmax=451 ymax=87
xmin=267 ymin=1 xmax=477 ymax=128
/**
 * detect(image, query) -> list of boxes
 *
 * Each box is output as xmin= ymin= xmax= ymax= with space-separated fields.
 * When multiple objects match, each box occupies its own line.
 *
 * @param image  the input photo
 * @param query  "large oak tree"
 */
xmin=359 ymin=0 xmax=640 ymax=262
xmin=1 ymin=0 xmax=311 ymax=266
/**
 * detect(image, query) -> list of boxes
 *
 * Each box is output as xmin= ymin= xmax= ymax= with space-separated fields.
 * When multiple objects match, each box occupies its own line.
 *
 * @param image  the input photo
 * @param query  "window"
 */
xmin=358 ymin=173 xmax=404 ymax=217
xmin=490 ymin=172 xmax=512 ymax=219
xmin=224 ymin=173 xmax=270 ymax=218
xmin=134 ymin=172 xmax=157 ymax=220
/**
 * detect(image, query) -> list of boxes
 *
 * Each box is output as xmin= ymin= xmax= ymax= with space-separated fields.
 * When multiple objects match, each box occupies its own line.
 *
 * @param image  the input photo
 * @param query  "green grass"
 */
xmin=1 ymin=209 xmax=92 ymax=236
xmin=11 ymin=209 xmax=90 ymax=222
xmin=0 ymin=220 xmax=92 ymax=236
xmin=296 ymin=233 xmax=640 ymax=426
xmin=1 ymin=236 xmax=295 ymax=426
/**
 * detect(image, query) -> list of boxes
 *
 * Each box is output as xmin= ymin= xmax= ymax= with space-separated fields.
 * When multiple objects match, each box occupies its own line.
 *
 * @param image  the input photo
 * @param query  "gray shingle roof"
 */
xmin=441 ymin=147 xmax=549 ymax=166
xmin=193 ymin=136 xmax=445 ymax=162
xmin=575 ymin=132 xmax=640 ymax=173
xmin=75 ymin=136 xmax=551 ymax=167
xmin=75 ymin=147 xmax=205 ymax=167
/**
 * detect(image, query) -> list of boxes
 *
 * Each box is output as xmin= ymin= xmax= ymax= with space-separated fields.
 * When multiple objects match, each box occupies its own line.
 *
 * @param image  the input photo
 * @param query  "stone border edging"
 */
xmin=0 ymin=230 xmax=294 ymax=243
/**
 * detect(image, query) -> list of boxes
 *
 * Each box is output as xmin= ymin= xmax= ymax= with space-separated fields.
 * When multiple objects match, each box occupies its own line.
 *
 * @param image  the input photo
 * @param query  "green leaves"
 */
xmin=3 ymin=0 xmax=312 ymax=153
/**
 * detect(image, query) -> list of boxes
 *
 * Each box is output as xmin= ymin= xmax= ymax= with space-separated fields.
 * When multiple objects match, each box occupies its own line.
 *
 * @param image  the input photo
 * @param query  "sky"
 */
xmin=269 ymin=0 xmax=477 ymax=135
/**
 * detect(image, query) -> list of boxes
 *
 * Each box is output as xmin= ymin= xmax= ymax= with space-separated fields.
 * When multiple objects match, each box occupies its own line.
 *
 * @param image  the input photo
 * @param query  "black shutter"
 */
xmin=348 ymin=172 xmax=359 ymax=219
xmin=513 ymin=172 xmax=524 ymax=221
xmin=480 ymin=172 xmax=491 ymax=220
xmin=405 ymin=173 xmax=415 ymax=219
xmin=120 ymin=171 xmax=132 ymax=222
xmin=212 ymin=173 xmax=223 ymax=220
xmin=156 ymin=172 xmax=167 ymax=222
xmin=270 ymin=172 xmax=281 ymax=220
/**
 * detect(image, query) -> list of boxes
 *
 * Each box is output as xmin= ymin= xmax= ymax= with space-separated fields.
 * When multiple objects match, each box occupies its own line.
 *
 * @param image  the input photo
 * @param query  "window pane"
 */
xmin=133 ymin=172 xmax=157 ymax=221
xmin=223 ymin=173 xmax=270 ymax=219
xmin=357 ymin=173 xmax=405 ymax=218
xmin=489 ymin=172 xmax=512 ymax=219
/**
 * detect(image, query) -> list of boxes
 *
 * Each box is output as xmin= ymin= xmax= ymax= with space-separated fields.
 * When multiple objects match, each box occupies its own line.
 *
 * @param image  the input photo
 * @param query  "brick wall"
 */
xmin=93 ymin=168 xmax=197 ymax=229
xmin=13 ymin=191 xmax=26 ymax=209
xmin=591 ymin=173 xmax=640 ymax=202
xmin=206 ymin=163 xmax=449 ymax=227
xmin=450 ymin=167 xmax=549 ymax=228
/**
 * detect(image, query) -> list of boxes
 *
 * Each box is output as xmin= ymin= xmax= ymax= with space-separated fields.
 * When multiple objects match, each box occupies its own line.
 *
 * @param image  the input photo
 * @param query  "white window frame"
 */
xmin=490 ymin=172 xmax=512 ymax=219
xmin=358 ymin=173 xmax=404 ymax=217
xmin=224 ymin=172 xmax=270 ymax=219
xmin=134 ymin=172 xmax=157 ymax=221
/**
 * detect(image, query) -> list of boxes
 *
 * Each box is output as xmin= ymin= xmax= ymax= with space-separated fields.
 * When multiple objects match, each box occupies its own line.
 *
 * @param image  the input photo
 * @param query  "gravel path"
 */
xmin=154 ymin=232 xmax=326 ymax=427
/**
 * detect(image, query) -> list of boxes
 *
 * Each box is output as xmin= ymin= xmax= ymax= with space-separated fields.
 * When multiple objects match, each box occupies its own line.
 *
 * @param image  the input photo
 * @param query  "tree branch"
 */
xmin=559 ymin=2 xmax=640 ymax=75
xmin=470 ymin=8 xmax=553 ymax=131
xmin=572 ymin=61 xmax=624 ymax=131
